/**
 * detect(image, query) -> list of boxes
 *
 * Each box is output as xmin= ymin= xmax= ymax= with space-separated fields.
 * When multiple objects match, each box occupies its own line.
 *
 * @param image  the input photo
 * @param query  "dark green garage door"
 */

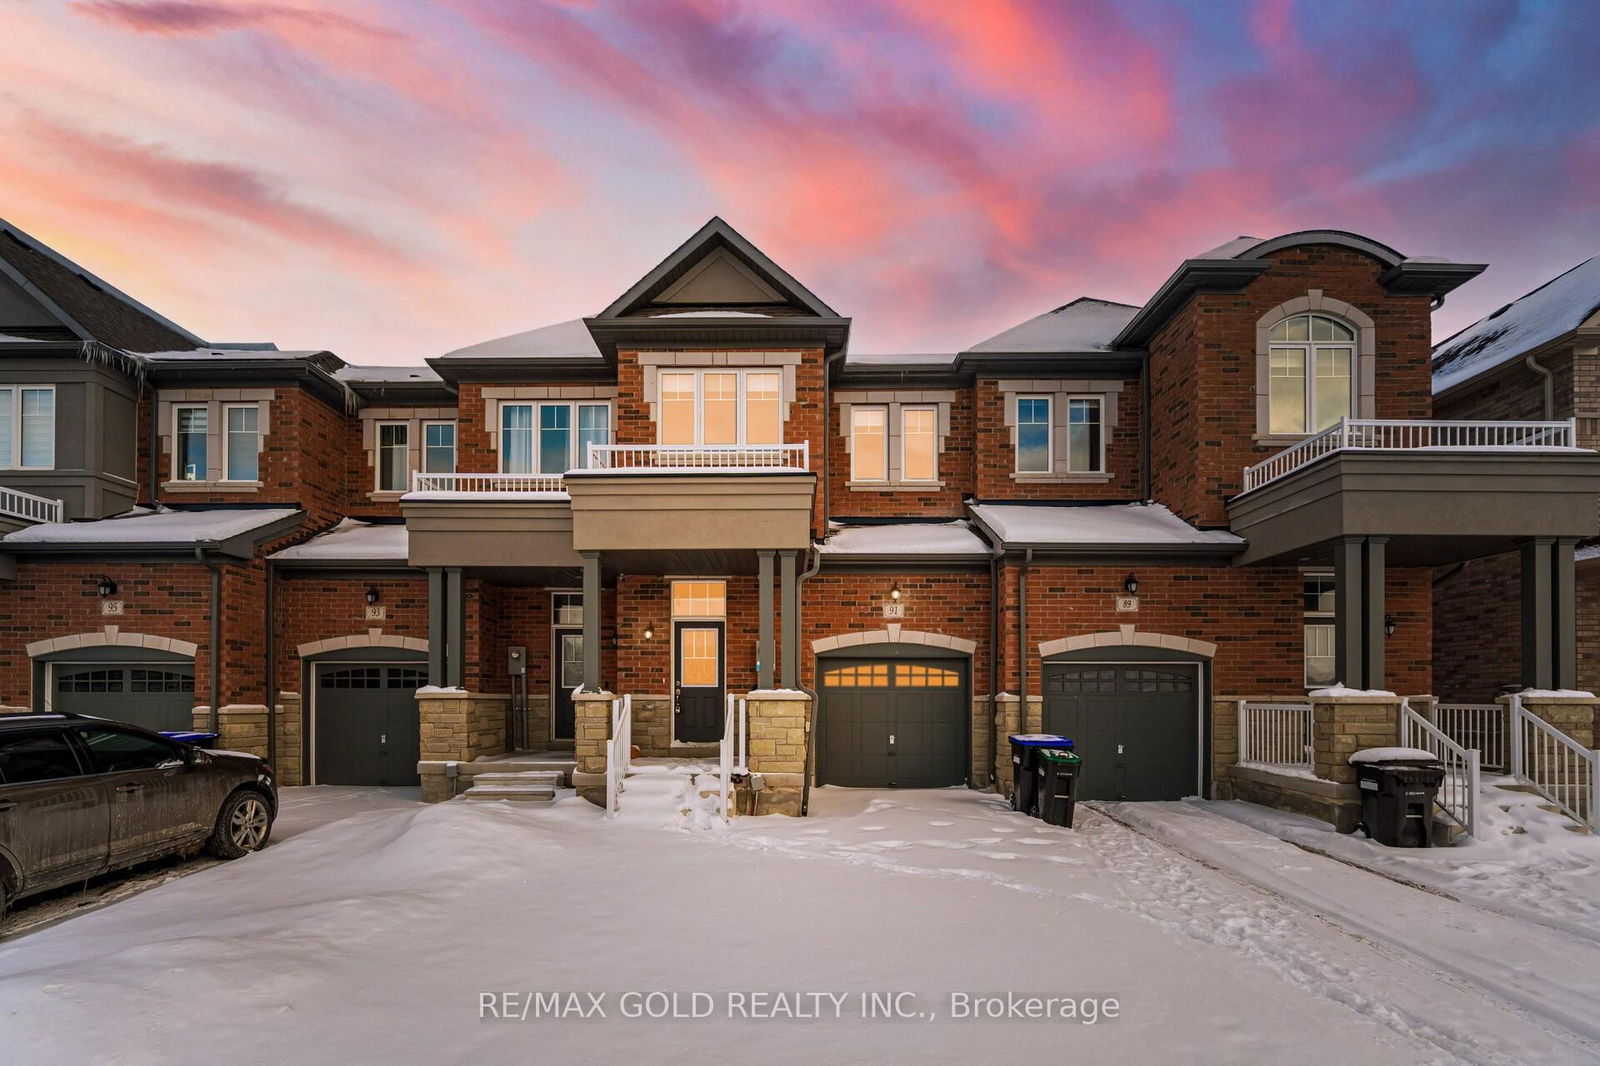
xmin=1042 ymin=664 xmax=1199 ymax=801
xmin=315 ymin=663 xmax=425 ymax=785
xmin=53 ymin=663 xmax=195 ymax=733
xmin=820 ymin=659 xmax=967 ymax=788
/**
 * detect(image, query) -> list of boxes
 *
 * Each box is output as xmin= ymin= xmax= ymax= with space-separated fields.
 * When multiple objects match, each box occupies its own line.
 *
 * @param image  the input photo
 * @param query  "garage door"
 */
xmin=819 ymin=658 xmax=967 ymax=788
xmin=314 ymin=663 xmax=425 ymax=785
xmin=1042 ymin=664 xmax=1200 ymax=801
xmin=53 ymin=663 xmax=195 ymax=733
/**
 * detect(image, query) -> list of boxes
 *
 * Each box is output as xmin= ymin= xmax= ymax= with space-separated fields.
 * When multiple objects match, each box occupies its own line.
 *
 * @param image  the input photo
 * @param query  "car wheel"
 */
xmin=208 ymin=790 xmax=273 ymax=859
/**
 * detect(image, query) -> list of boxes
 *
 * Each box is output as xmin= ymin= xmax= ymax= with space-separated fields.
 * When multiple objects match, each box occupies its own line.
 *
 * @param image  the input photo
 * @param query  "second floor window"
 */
xmin=0 ymin=385 xmax=55 ymax=469
xmin=1016 ymin=396 xmax=1051 ymax=473
xmin=224 ymin=404 xmax=259 ymax=481
xmin=377 ymin=422 xmax=409 ymax=491
xmin=502 ymin=402 xmax=610 ymax=474
xmin=1066 ymin=397 xmax=1104 ymax=473
xmin=423 ymin=421 xmax=455 ymax=473
xmin=1268 ymin=313 xmax=1355 ymax=435
xmin=902 ymin=406 xmax=937 ymax=482
xmin=658 ymin=370 xmax=783 ymax=446
xmin=175 ymin=406 xmax=207 ymax=481
xmin=850 ymin=407 xmax=887 ymax=481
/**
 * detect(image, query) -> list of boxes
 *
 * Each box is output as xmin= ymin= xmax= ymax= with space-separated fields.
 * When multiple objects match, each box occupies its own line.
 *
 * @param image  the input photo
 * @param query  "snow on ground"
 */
xmin=1 ymin=787 xmax=1597 ymax=1065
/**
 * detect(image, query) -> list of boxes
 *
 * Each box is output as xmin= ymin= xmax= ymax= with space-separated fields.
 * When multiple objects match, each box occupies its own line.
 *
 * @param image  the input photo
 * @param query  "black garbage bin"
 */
xmin=1035 ymin=748 xmax=1081 ymax=828
xmin=1353 ymin=755 xmax=1445 ymax=847
xmin=1008 ymin=734 xmax=1072 ymax=816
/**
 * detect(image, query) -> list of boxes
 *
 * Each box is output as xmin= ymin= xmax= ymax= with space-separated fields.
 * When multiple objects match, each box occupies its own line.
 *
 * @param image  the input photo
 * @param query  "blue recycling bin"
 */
xmin=1008 ymin=734 xmax=1073 ymax=816
xmin=160 ymin=730 xmax=220 ymax=746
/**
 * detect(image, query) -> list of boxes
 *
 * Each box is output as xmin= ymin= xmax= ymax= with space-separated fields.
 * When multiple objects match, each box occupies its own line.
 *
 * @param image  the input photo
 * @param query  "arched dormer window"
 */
xmin=1267 ymin=313 xmax=1356 ymax=434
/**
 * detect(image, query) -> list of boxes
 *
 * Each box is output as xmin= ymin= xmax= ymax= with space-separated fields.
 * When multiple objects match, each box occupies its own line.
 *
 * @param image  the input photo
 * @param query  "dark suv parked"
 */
xmin=0 ymin=715 xmax=277 ymax=915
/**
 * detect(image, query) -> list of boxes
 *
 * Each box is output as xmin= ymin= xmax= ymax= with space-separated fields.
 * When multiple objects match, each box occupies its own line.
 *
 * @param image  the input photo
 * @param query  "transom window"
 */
xmin=1268 ymin=314 xmax=1356 ymax=435
xmin=552 ymin=592 xmax=583 ymax=626
xmin=501 ymin=402 xmax=610 ymax=474
xmin=658 ymin=370 xmax=783 ymax=446
xmin=671 ymin=580 xmax=727 ymax=619
xmin=1303 ymin=573 xmax=1336 ymax=688
xmin=0 ymin=385 xmax=55 ymax=469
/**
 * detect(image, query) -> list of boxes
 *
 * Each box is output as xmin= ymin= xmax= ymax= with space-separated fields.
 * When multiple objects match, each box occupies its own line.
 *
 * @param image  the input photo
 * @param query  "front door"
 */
xmin=553 ymin=629 xmax=582 ymax=741
xmin=674 ymin=621 xmax=724 ymax=742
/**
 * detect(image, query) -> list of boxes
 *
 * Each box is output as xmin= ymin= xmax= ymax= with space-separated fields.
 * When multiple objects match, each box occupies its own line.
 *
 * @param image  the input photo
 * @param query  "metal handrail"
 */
xmin=1400 ymin=698 xmax=1479 ymax=839
xmin=1237 ymin=700 xmax=1314 ymax=771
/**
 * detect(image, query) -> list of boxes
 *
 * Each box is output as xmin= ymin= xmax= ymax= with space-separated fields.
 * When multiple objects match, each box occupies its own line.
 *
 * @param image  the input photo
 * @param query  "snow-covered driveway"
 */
xmin=1 ymin=786 xmax=1596 ymax=1065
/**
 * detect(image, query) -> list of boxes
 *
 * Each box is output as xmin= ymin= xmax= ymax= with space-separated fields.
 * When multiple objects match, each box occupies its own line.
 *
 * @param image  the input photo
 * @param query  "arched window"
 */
xmin=1267 ymin=313 xmax=1356 ymax=434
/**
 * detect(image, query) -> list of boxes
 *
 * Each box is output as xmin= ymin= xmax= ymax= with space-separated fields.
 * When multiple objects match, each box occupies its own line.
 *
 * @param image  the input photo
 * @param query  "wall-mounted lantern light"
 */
xmin=1123 ymin=573 xmax=1139 ymax=596
xmin=365 ymin=586 xmax=381 ymax=606
xmin=1384 ymin=614 xmax=1397 ymax=638
xmin=97 ymin=576 xmax=117 ymax=599
xmin=889 ymin=582 xmax=902 ymax=602
xmin=643 ymin=624 xmax=654 ymax=641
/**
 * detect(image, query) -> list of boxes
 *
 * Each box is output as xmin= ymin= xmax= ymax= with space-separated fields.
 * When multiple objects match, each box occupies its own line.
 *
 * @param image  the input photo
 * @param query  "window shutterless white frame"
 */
xmin=0 ymin=384 xmax=57 ymax=470
xmin=850 ymin=405 xmax=889 ymax=482
xmin=898 ymin=404 xmax=937 ymax=482
xmin=172 ymin=403 xmax=209 ymax=482
xmin=221 ymin=403 xmax=260 ymax=482
xmin=1065 ymin=395 xmax=1105 ymax=474
xmin=1302 ymin=571 xmax=1336 ymax=689
xmin=499 ymin=402 xmax=611 ymax=473
xmin=421 ymin=420 xmax=456 ymax=475
xmin=654 ymin=369 xmax=785 ymax=446
xmin=375 ymin=420 xmax=409 ymax=491
xmin=1268 ymin=313 xmax=1356 ymax=435
xmin=1015 ymin=394 xmax=1053 ymax=474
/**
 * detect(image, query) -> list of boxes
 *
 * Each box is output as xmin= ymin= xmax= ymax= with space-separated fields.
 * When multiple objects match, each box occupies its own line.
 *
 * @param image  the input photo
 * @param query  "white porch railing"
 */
xmin=1237 ymin=700 xmax=1314 ymax=771
xmin=1241 ymin=418 xmax=1577 ymax=493
xmin=586 ymin=442 xmax=810 ymax=471
xmin=1429 ymin=702 xmax=1508 ymax=773
xmin=1400 ymin=698 xmax=1479 ymax=839
xmin=0 ymin=484 xmax=64 ymax=524
xmin=411 ymin=472 xmax=566 ymax=493
xmin=604 ymin=694 xmax=632 ymax=816
xmin=1509 ymin=693 xmax=1600 ymax=831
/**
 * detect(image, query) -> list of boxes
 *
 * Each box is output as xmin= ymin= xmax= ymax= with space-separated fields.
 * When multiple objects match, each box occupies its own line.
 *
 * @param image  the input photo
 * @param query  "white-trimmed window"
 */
xmin=174 ymin=404 xmax=208 ymax=481
xmin=850 ymin=406 xmax=888 ymax=482
xmin=1269 ymin=313 xmax=1356 ymax=435
xmin=376 ymin=422 xmax=409 ymax=491
xmin=900 ymin=405 xmax=938 ymax=482
xmin=422 ymin=421 xmax=455 ymax=474
xmin=1066 ymin=396 xmax=1104 ymax=474
xmin=1015 ymin=395 xmax=1052 ymax=473
xmin=671 ymin=580 xmax=727 ymax=619
xmin=0 ymin=385 xmax=55 ymax=469
xmin=223 ymin=403 xmax=260 ymax=482
xmin=1303 ymin=574 xmax=1336 ymax=688
xmin=657 ymin=369 xmax=784 ymax=446
xmin=501 ymin=402 xmax=610 ymax=474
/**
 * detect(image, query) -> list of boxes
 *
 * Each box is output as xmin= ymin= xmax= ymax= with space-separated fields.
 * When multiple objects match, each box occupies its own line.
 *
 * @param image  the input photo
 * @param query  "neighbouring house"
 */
xmin=2 ymin=216 xmax=1598 ymax=832
xmin=1431 ymin=256 xmax=1600 ymax=701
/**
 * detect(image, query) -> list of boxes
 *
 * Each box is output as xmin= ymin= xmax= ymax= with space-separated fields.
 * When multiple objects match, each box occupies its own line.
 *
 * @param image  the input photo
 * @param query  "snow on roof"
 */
xmin=139 ymin=347 xmax=333 ymax=363
xmin=2 ymin=507 xmax=299 ymax=545
xmin=1195 ymin=235 xmax=1264 ymax=259
xmin=436 ymin=318 xmax=602 ymax=362
xmin=844 ymin=352 xmax=960 ymax=367
xmin=966 ymin=297 xmax=1140 ymax=354
xmin=968 ymin=502 xmax=1244 ymax=549
xmin=1432 ymin=257 xmax=1600 ymax=394
xmin=820 ymin=521 xmax=990 ymax=556
xmin=269 ymin=519 xmax=409 ymax=562
xmin=335 ymin=364 xmax=442 ymax=384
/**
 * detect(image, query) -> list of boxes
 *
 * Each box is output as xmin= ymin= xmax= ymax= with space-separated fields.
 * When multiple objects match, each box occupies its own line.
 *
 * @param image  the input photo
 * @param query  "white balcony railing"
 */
xmin=1241 ymin=418 xmax=1578 ymax=493
xmin=410 ymin=472 xmax=566 ymax=494
xmin=0 ymin=484 xmax=64 ymax=524
xmin=586 ymin=442 xmax=810 ymax=471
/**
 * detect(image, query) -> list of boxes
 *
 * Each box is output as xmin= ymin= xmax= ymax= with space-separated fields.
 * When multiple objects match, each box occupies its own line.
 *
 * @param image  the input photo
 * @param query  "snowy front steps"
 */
xmin=1493 ymin=782 xmax=1593 ymax=833
xmin=463 ymin=770 xmax=561 ymax=803
xmin=612 ymin=767 xmax=726 ymax=827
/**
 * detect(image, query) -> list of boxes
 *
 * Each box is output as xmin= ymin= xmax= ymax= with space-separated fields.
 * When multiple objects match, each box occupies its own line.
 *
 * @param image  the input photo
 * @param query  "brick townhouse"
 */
xmin=2 ymin=215 xmax=1597 ymax=829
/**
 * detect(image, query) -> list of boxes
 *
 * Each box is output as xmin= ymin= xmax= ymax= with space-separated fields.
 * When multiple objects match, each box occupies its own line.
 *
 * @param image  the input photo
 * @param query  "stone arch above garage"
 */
xmin=26 ymin=626 xmax=198 ymax=659
xmin=1038 ymin=626 xmax=1215 ymax=659
xmin=296 ymin=630 xmax=429 ymax=657
xmin=812 ymin=625 xmax=977 ymax=656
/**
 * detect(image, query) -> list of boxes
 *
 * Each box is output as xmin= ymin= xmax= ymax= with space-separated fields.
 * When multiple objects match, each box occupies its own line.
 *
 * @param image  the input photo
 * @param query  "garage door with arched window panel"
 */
xmin=818 ymin=656 xmax=967 ymax=788
xmin=314 ymin=663 xmax=425 ymax=785
xmin=1042 ymin=663 xmax=1201 ymax=801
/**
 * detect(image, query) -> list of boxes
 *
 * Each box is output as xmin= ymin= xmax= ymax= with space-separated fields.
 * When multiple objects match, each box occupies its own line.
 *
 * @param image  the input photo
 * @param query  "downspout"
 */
xmin=265 ymin=559 xmax=276 ymax=769
xmin=822 ymin=350 xmax=847 ymax=526
xmin=1018 ymin=548 xmax=1033 ymax=729
xmin=1526 ymin=355 xmax=1555 ymax=419
xmin=797 ymin=545 xmax=822 ymax=816
xmin=987 ymin=539 xmax=1002 ymax=788
xmin=1141 ymin=351 xmax=1152 ymax=502
xmin=147 ymin=384 xmax=161 ymax=506
xmin=197 ymin=547 xmax=221 ymax=735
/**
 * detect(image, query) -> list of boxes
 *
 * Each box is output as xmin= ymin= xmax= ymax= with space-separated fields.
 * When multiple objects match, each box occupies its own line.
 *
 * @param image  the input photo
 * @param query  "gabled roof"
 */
xmin=1433 ymin=257 xmax=1600 ymax=395
xmin=966 ymin=297 xmax=1140 ymax=355
xmin=0 ymin=217 xmax=206 ymax=353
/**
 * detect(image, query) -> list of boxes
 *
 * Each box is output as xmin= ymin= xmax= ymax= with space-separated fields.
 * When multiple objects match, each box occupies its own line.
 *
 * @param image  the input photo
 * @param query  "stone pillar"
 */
xmin=779 ymin=550 xmax=799 ymax=690
xmin=970 ymin=695 xmax=992 ymax=789
xmin=1312 ymin=691 xmax=1401 ymax=832
xmin=756 ymin=550 xmax=775 ymax=690
xmin=571 ymin=690 xmax=615 ymax=806
xmin=743 ymin=689 xmax=810 ymax=815
xmin=581 ymin=551 xmax=602 ymax=693
xmin=1504 ymin=691 xmax=1597 ymax=751
xmin=200 ymin=704 xmax=269 ymax=758
xmin=1522 ymin=538 xmax=1580 ymax=690
xmin=1334 ymin=536 xmax=1387 ymax=691
xmin=992 ymin=692 xmax=1022 ymax=798
xmin=275 ymin=692 xmax=303 ymax=786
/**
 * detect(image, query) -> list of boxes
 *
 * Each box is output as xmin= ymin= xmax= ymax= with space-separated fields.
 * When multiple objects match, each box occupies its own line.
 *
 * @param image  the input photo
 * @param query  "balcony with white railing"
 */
xmin=585 ymin=442 xmax=810 ymax=472
xmin=0 ymin=484 xmax=64 ymax=526
xmin=1241 ymin=417 xmax=1579 ymax=494
xmin=409 ymin=472 xmax=568 ymax=495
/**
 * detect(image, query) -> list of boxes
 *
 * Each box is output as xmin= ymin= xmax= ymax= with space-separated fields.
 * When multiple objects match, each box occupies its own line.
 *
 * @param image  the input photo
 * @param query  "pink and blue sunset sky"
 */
xmin=1 ymin=0 xmax=1596 ymax=362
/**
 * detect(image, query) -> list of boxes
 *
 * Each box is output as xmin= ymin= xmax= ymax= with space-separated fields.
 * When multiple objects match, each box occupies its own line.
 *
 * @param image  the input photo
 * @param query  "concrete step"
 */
xmin=471 ymin=770 xmax=562 ymax=786
xmin=464 ymin=783 xmax=557 ymax=802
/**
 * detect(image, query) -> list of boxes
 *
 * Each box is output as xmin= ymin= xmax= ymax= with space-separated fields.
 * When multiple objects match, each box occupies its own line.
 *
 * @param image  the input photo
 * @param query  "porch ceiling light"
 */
xmin=96 ymin=575 xmax=117 ymax=599
xmin=1123 ymin=573 xmax=1139 ymax=596
xmin=1384 ymin=614 xmax=1396 ymax=638
xmin=365 ymin=586 xmax=381 ymax=606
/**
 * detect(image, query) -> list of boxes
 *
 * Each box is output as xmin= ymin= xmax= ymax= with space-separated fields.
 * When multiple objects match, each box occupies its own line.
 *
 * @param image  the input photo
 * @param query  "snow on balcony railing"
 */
xmin=1241 ymin=418 xmax=1578 ymax=494
xmin=586 ymin=442 xmax=810 ymax=472
xmin=0 ymin=484 xmax=64 ymax=524
xmin=410 ymin=472 xmax=566 ymax=494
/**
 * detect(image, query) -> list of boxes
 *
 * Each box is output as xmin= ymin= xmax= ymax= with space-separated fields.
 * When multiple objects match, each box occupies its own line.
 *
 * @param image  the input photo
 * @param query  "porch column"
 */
xmin=756 ymin=550 xmax=775 ymax=690
xmin=427 ymin=567 xmax=446 ymax=687
xmin=1333 ymin=535 xmax=1387 ymax=690
xmin=779 ymin=549 xmax=799 ymax=690
xmin=581 ymin=551 xmax=602 ymax=692
xmin=445 ymin=567 xmax=465 ymax=688
xmin=1522 ymin=537 xmax=1579 ymax=690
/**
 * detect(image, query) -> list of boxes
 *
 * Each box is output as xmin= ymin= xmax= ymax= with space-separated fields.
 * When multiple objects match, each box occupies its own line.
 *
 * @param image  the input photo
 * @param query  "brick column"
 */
xmin=1312 ymin=692 xmax=1401 ymax=832
xmin=743 ymin=689 xmax=810 ymax=815
xmin=571 ymin=690 xmax=615 ymax=806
